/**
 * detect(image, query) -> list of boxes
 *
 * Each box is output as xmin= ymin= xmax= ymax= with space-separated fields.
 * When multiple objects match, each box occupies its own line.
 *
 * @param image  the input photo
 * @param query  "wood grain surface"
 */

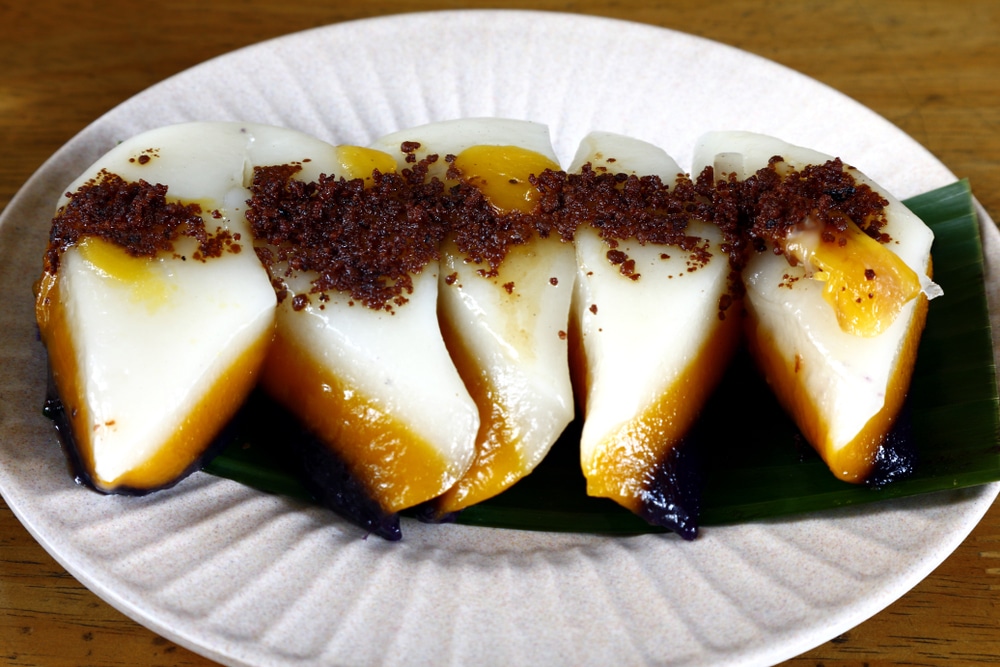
xmin=2 ymin=1 xmax=998 ymax=665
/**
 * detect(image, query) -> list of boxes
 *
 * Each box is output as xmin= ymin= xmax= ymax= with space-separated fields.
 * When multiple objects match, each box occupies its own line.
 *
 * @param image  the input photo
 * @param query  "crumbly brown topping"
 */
xmin=47 ymin=149 xmax=891 ymax=315
xmin=43 ymin=170 xmax=233 ymax=274
xmin=694 ymin=156 xmax=890 ymax=272
xmin=530 ymin=164 xmax=712 ymax=280
xmin=246 ymin=162 xmax=450 ymax=311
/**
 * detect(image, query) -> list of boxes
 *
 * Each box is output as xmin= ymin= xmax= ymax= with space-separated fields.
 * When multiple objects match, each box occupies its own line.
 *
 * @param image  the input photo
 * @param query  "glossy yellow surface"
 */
xmin=77 ymin=237 xmax=173 ymax=308
xmin=583 ymin=312 xmax=740 ymax=510
xmin=787 ymin=219 xmax=922 ymax=337
xmin=260 ymin=330 xmax=457 ymax=512
xmin=34 ymin=271 xmax=268 ymax=491
xmin=336 ymin=145 xmax=397 ymax=184
xmin=452 ymin=145 xmax=560 ymax=213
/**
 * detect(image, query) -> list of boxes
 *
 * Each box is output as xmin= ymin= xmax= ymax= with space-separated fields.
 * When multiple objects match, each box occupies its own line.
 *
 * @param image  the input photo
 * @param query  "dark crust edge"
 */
xmin=42 ymin=360 xmax=235 ymax=497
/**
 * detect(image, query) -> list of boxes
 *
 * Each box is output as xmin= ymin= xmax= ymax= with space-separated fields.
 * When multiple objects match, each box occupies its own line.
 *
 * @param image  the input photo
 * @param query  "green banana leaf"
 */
xmin=204 ymin=179 xmax=1000 ymax=533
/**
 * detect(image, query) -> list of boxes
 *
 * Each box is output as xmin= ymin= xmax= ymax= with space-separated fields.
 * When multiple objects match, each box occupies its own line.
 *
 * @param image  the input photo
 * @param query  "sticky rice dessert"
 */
xmin=36 ymin=118 xmax=944 ymax=541
xmin=35 ymin=121 xmax=481 ymax=543
xmin=560 ymin=132 xmax=739 ymax=539
xmin=692 ymin=131 xmax=940 ymax=484
xmin=246 ymin=140 xmax=479 ymax=540
xmin=370 ymin=118 xmax=576 ymax=516
xmin=34 ymin=122 xmax=288 ymax=493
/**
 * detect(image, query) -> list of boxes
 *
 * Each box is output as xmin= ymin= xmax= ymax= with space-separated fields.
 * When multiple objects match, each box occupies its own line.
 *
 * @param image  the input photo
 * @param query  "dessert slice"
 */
xmin=35 ymin=122 xmax=291 ymax=493
xmin=692 ymin=131 xmax=940 ymax=484
xmin=371 ymin=119 xmax=576 ymax=516
xmin=566 ymin=132 xmax=740 ymax=538
xmin=247 ymin=141 xmax=479 ymax=538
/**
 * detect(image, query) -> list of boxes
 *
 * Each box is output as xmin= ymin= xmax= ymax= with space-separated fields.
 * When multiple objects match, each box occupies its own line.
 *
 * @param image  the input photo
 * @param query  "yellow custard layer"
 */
xmin=260 ymin=330 xmax=457 ymax=513
xmin=36 ymin=271 xmax=269 ymax=491
xmin=583 ymin=311 xmax=740 ymax=511
xmin=452 ymin=144 xmax=560 ymax=213
xmin=433 ymin=316 xmax=525 ymax=514
xmin=746 ymin=290 xmax=929 ymax=482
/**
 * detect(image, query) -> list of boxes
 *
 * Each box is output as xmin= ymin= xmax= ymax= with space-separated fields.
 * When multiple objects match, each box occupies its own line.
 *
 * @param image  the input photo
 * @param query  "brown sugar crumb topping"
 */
xmin=695 ymin=156 xmax=890 ymax=272
xmin=441 ymin=178 xmax=541 ymax=277
xmin=717 ymin=293 xmax=734 ymax=321
xmin=244 ymin=153 xmax=890 ymax=312
xmin=43 ymin=170 xmax=234 ymax=274
xmin=246 ymin=162 xmax=449 ymax=311
xmin=531 ymin=164 xmax=711 ymax=280
xmin=47 ymin=149 xmax=892 ymax=318
xmin=420 ymin=147 xmax=544 ymax=277
xmin=128 ymin=148 xmax=159 ymax=165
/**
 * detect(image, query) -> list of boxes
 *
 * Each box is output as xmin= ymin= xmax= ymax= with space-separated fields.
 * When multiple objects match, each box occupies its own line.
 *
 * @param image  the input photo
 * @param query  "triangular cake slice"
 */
xmin=567 ymin=132 xmax=740 ymax=538
xmin=692 ymin=131 xmax=940 ymax=484
xmin=246 ymin=139 xmax=479 ymax=538
xmin=35 ymin=122 xmax=291 ymax=493
xmin=371 ymin=119 xmax=576 ymax=516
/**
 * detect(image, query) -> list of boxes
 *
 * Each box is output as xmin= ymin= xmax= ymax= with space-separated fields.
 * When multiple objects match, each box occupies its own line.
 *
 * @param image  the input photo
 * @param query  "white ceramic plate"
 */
xmin=1 ymin=10 xmax=997 ymax=667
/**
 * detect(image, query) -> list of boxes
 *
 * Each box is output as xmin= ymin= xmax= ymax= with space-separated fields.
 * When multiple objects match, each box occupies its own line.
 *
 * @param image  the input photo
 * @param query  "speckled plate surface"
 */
xmin=1 ymin=11 xmax=998 ymax=667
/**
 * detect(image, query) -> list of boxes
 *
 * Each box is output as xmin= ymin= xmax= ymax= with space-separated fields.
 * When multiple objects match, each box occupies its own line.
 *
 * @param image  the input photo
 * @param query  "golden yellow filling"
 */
xmin=745 ymin=291 xmax=929 ymax=482
xmin=786 ymin=218 xmax=922 ymax=337
xmin=260 ymin=330 xmax=456 ymax=513
xmin=34 ymin=270 xmax=267 ymax=490
xmin=335 ymin=145 xmax=397 ymax=185
xmin=584 ymin=312 xmax=740 ymax=510
xmin=77 ymin=237 xmax=173 ymax=309
xmin=453 ymin=145 xmax=560 ymax=214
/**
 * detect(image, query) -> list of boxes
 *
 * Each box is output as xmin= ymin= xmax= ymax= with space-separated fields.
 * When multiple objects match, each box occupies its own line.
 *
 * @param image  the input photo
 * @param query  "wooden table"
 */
xmin=2 ymin=1 xmax=998 ymax=664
